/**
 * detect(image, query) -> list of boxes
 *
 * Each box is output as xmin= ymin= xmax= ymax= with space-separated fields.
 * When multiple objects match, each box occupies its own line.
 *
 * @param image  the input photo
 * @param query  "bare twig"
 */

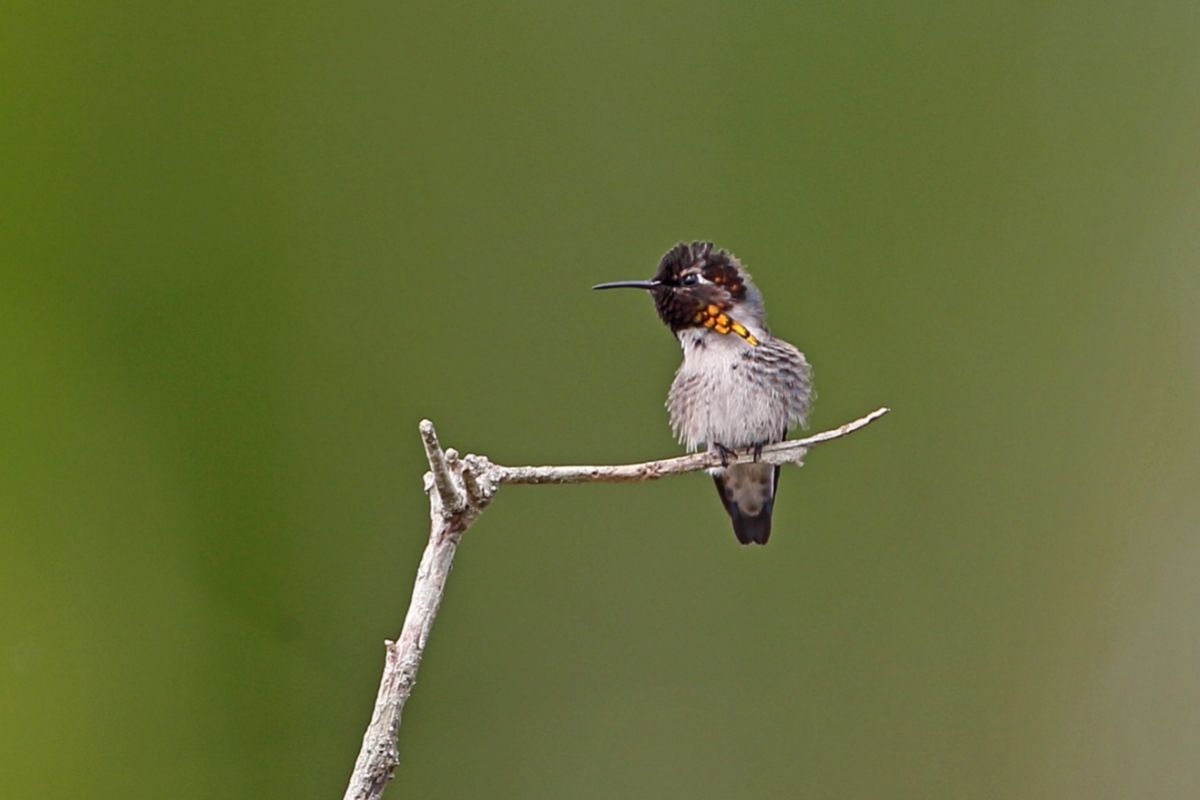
xmin=490 ymin=405 xmax=890 ymax=484
xmin=418 ymin=420 xmax=464 ymax=514
xmin=343 ymin=406 xmax=889 ymax=800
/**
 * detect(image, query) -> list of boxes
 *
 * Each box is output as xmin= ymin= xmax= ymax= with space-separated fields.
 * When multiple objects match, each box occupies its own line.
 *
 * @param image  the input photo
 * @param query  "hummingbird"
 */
xmin=594 ymin=241 xmax=813 ymax=545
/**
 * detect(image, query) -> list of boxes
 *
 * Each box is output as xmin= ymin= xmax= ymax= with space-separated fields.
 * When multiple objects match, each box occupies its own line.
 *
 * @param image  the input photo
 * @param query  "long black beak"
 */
xmin=592 ymin=280 xmax=660 ymax=291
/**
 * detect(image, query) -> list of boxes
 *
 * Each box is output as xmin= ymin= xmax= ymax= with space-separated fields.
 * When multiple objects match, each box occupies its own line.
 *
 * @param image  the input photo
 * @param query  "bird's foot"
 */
xmin=714 ymin=443 xmax=738 ymax=467
xmin=750 ymin=442 xmax=765 ymax=462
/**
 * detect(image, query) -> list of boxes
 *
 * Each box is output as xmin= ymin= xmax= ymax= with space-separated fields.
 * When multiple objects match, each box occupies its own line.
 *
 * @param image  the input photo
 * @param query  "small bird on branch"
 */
xmin=594 ymin=241 xmax=814 ymax=546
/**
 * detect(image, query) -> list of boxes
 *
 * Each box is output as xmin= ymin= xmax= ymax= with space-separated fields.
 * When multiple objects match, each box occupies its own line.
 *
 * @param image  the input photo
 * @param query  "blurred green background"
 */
xmin=4 ymin=2 xmax=1200 ymax=798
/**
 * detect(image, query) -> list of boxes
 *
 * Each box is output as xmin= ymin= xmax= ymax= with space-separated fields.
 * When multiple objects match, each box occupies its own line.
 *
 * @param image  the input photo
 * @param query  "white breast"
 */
xmin=666 ymin=328 xmax=787 ymax=451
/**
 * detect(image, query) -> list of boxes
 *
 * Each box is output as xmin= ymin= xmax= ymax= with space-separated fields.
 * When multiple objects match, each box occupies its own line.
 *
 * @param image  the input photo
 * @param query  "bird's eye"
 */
xmin=681 ymin=273 xmax=700 ymax=286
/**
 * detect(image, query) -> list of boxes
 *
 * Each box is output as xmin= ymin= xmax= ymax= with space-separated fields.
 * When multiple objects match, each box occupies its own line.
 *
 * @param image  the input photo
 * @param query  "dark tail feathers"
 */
xmin=729 ymin=505 xmax=773 ymax=545
xmin=712 ymin=467 xmax=780 ymax=546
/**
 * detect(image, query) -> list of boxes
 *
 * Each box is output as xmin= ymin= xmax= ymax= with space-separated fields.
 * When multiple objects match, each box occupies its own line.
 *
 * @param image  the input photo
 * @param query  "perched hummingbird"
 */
xmin=594 ymin=241 xmax=813 ymax=545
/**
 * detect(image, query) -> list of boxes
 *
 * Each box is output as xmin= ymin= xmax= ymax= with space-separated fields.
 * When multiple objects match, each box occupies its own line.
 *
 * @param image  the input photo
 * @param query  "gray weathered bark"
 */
xmin=342 ymin=406 xmax=889 ymax=800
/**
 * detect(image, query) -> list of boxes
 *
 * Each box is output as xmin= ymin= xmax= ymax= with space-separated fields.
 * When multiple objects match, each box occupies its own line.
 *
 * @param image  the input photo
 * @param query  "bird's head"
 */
xmin=593 ymin=241 xmax=765 ymax=345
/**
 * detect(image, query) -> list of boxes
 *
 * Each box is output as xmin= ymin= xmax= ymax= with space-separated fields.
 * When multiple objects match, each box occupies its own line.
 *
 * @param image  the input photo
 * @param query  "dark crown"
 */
xmin=653 ymin=241 xmax=748 ymax=299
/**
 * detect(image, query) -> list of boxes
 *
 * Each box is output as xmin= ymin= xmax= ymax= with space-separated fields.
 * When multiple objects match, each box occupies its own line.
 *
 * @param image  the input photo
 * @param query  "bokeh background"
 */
xmin=5 ymin=2 xmax=1200 ymax=798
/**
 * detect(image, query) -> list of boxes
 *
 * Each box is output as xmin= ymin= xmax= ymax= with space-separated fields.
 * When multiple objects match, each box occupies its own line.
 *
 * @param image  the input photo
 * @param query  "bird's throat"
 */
xmin=692 ymin=303 xmax=760 ymax=345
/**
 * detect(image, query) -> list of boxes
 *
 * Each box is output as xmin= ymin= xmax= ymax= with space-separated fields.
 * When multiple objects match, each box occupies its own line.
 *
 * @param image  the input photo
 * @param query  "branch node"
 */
xmin=462 ymin=455 xmax=498 ymax=508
